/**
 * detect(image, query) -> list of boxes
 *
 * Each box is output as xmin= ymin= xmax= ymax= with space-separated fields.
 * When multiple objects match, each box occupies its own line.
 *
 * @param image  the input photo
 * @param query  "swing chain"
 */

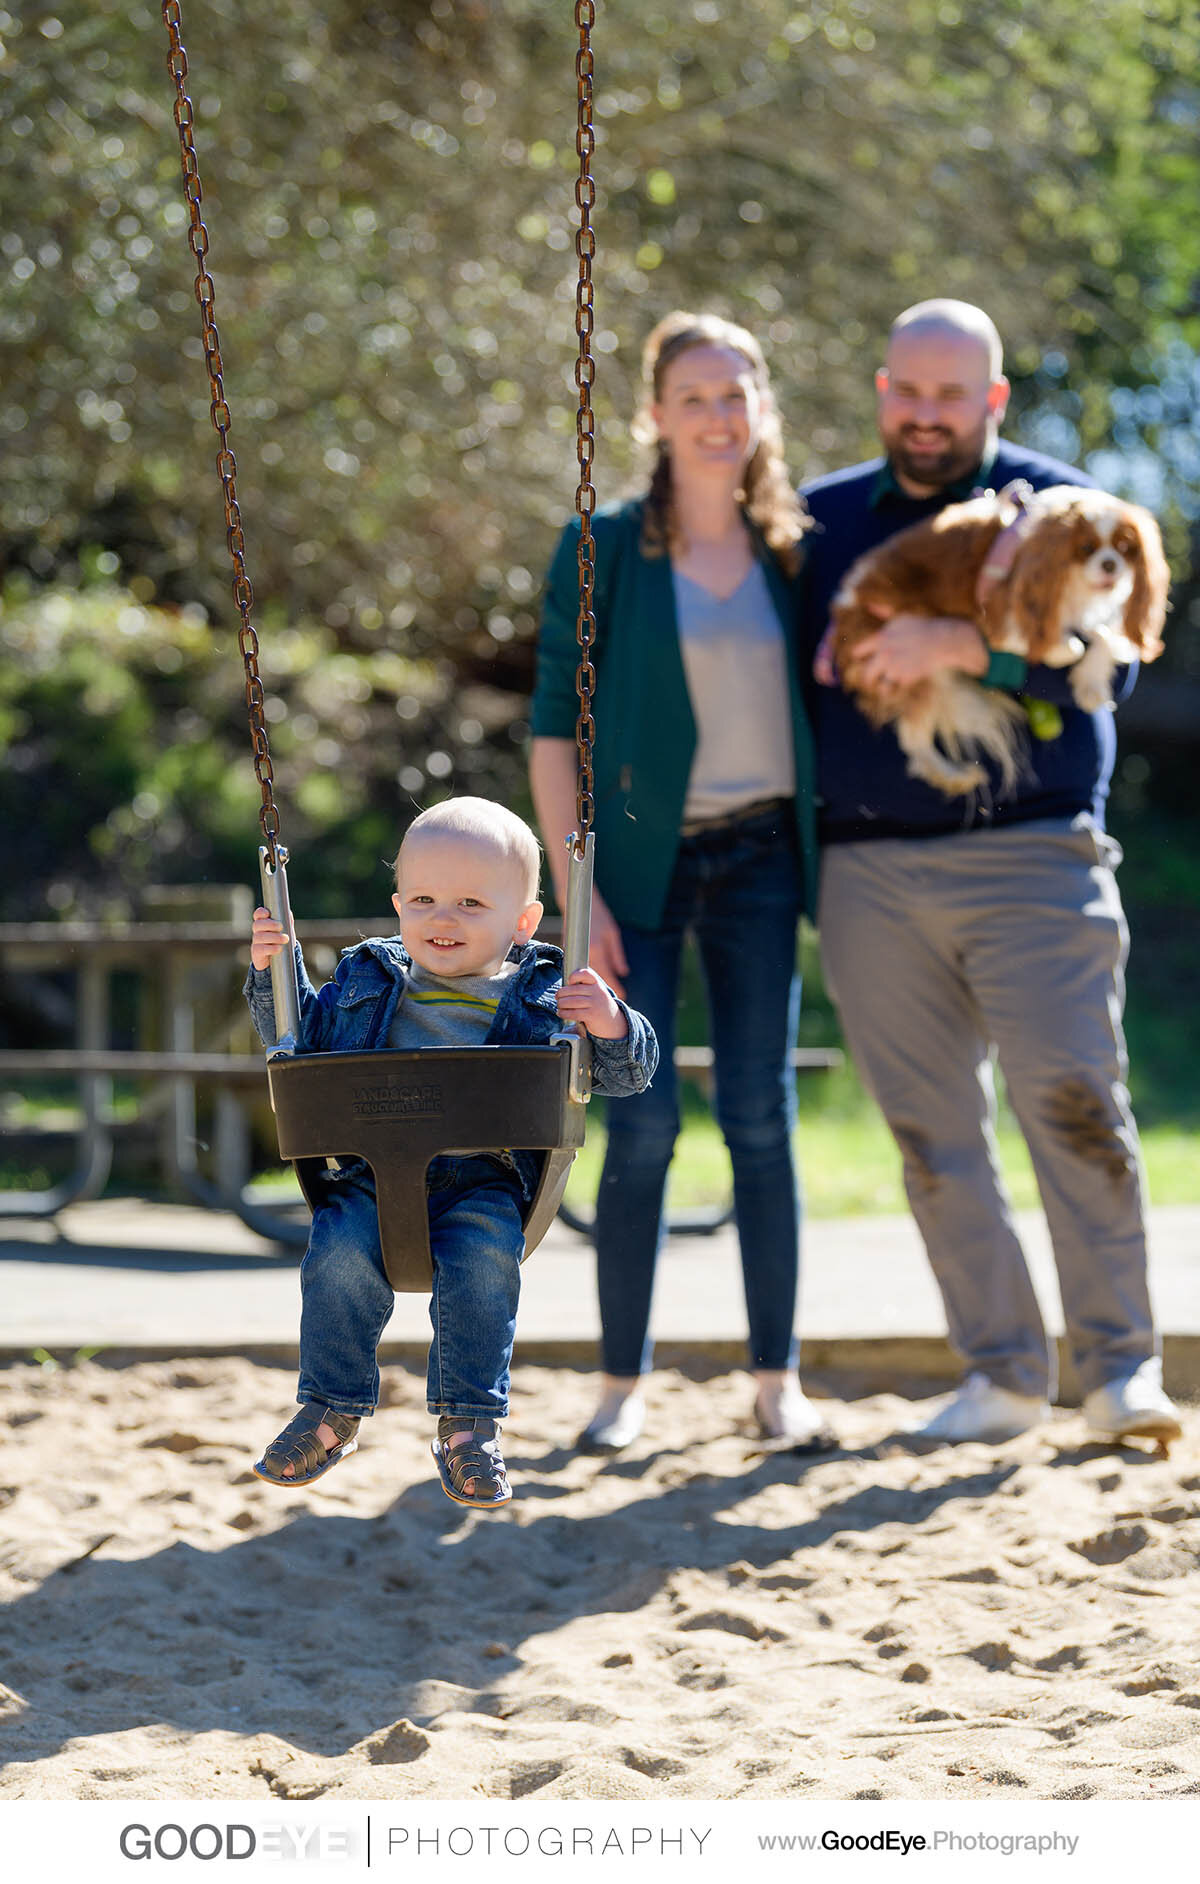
xmin=573 ymin=0 xmax=598 ymax=853
xmin=162 ymin=0 xmax=593 ymax=870
xmin=160 ymin=1 xmax=283 ymax=868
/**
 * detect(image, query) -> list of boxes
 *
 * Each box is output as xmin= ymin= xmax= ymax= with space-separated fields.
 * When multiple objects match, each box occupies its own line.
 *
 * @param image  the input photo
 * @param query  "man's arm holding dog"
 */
xmin=817 ymin=607 xmax=1135 ymax=705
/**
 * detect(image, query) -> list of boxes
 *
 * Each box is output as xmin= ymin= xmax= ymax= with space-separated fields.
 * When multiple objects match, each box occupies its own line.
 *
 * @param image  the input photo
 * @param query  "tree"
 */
xmin=2 ymin=0 xmax=1198 ymax=914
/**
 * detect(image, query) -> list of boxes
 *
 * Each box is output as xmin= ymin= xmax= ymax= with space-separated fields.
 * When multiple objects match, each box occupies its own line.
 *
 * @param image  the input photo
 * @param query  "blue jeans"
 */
xmin=592 ymin=803 xmax=803 ymax=1376
xmin=296 ymin=1154 xmax=525 ymax=1419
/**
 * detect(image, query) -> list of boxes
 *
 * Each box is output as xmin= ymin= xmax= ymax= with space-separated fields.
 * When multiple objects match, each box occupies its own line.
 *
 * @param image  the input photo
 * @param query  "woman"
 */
xmin=529 ymin=310 xmax=833 ymax=1452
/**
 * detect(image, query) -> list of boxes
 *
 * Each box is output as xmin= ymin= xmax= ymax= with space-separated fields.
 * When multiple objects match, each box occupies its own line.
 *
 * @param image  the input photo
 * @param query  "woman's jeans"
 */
xmin=297 ymin=1154 xmax=525 ymax=1419
xmin=593 ymin=803 xmax=803 ymax=1377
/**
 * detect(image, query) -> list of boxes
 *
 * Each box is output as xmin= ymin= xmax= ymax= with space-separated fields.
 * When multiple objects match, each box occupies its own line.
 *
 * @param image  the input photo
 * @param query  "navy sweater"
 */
xmin=800 ymin=441 xmax=1135 ymax=843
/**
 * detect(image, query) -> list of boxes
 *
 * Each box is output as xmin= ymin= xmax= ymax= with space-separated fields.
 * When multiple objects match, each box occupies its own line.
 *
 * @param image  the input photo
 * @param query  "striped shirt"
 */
xmin=387 ymin=960 xmax=521 ymax=1050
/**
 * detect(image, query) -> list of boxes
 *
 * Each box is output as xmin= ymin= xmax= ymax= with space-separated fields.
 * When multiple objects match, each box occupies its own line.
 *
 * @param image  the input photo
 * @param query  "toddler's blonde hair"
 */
xmin=395 ymin=798 xmax=541 ymax=904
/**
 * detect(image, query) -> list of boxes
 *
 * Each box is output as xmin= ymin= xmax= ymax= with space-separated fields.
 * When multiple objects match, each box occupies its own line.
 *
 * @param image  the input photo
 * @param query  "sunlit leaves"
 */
xmin=1 ymin=0 xmax=1198 ymax=911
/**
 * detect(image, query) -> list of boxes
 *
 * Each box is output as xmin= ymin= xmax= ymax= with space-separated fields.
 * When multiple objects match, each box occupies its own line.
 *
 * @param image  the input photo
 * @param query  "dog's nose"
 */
xmin=1098 ymin=553 xmax=1120 ymax=573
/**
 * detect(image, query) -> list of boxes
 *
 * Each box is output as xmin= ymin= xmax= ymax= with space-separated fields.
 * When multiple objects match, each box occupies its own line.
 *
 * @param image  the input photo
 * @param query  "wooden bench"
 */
xmin=0 ymin=914 xmax=842 ymax=1246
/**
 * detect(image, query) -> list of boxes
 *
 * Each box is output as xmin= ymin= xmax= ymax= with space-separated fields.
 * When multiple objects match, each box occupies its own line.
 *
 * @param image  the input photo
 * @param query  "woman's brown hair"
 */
xmin=633 ymin=310 xmax=809 ymax=573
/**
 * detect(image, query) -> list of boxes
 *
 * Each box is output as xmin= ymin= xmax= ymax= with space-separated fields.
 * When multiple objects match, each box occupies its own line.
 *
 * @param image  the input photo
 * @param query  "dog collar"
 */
xmin=975 ymin=480 xmax=1038 ymax=610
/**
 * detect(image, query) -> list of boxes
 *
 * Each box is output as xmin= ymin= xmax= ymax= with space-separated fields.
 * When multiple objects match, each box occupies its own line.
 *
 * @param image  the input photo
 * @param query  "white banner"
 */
xmin=0 ymin=1798 xmax=1196 ymax=1883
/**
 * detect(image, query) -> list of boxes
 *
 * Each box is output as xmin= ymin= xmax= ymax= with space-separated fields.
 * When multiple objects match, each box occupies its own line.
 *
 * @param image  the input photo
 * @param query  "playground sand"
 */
xmin=1 ymin=1355 xmax=1198 ymax=1802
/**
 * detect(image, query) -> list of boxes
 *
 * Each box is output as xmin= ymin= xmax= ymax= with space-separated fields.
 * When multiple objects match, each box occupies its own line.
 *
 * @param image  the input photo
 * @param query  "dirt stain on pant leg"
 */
xmin=1043 ymin=1078 xmax=1137 ymax=1185
xmin=893 ymin=1124 xmax=939 ymax=1199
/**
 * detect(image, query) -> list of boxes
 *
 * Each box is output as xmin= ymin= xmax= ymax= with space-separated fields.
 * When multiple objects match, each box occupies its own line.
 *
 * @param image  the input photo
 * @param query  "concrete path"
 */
xmin=2 ymin=1196 xmax=1197 ymax=1398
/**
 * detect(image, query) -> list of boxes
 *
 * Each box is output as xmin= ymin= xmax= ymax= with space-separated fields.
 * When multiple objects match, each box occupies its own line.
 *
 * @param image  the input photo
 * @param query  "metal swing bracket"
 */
xmin=552 ymin=829 xmax=595 ymax=1106
xmin=257 ymin=844 xmax=301 ymax=1063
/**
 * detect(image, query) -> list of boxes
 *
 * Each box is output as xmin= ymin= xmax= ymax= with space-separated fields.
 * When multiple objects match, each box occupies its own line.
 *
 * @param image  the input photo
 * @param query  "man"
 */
xmin=802 ymin=298 xmax=1180 ymax=1445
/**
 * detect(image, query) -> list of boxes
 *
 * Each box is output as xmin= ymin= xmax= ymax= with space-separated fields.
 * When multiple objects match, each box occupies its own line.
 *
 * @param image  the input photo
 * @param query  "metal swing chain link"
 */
xmin=160 ymin=0 xmax=592 ymax=865
xmin=161 ymin=1 xmax=283 ymax=867
xmin=573 ymin=0 xmax=598 ymax=851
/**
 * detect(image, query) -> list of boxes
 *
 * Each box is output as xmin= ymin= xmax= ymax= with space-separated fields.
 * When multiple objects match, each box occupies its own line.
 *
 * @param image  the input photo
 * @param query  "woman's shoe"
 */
xmin=753 ymin=1376 xmax=837 ymax=1453
xmin=578 ymin=1386 xmax=645 ymax=1454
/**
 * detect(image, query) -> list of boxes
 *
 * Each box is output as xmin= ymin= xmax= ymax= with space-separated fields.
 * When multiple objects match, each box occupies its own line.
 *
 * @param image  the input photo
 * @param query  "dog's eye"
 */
xmin=1111 ymin=527 xmax=1137 ymax=557
xmin=1077 ymin=532 xmax=1099 ymax=559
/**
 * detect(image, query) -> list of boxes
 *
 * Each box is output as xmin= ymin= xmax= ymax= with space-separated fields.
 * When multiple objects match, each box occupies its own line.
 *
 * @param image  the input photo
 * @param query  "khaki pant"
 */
xmin=818 ymin=815 xmax=1156 ymax=1400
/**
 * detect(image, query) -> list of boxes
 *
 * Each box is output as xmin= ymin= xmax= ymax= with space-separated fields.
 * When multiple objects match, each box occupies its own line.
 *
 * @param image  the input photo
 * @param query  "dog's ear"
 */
xmin=1006 ymin=516 xmax=1075 ymax=662
xmin=1123 ymin=507 xmax=1169 ymax=661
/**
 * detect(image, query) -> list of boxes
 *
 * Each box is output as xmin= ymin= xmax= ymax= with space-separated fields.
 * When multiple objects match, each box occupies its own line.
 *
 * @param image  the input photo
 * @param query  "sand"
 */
xmin=0 ymin=1356 xmax=1198 ymax=1802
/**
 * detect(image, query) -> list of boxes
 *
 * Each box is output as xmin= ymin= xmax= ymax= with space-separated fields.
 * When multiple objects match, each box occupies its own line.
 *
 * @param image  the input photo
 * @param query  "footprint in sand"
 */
xmin=510 ymin=1759 xmax=564 ymax=1798
xmin=978 ymin=1767 xmax=1029 ymax=1788
xmin=1033 ymin=1645 xmax=1088 ymax=1672
xmin=862 ymin=1621 xmax=910 ymax=1661
xmin=966 ymin=1641 xmax=1018 ymax=1672
xmin=679 ymin=1608 xmax=786 ymax=1642
xmin=1068 ymin=1523 xmax=1150 ymax=1565
xmin=670 ymin=1652 xmax=729 ymax=1692
xmin=250 ymin=1744 xmax=334 ymax=1798
xmin=1118 ymin=1663 xmax=1186 ymax=1695
xmin=357 ymin=1719 xmax=432 ymax=1764
xmin=1044 ymin=1708 xmax=1121 ymax=1741
xmin=490 ymin=1693 xmax=624 ymax=1727
xmin=620 ymin=1746 xmax=687 ymax=1779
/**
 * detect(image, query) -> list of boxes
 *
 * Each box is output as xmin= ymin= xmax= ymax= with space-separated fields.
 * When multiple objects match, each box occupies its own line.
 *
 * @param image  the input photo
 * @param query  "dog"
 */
xmin=829 ymin=483 xmax=1169 ymax=796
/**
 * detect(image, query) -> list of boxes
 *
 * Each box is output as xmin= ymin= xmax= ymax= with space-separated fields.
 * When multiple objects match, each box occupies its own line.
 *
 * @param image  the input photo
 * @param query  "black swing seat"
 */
xmin=267 ymin=1038 xmax=587 ymax=1291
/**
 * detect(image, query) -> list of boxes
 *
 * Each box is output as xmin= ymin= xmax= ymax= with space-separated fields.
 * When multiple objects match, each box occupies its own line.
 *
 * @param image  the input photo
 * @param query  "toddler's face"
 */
xmin=393 ymin=832 xmax=540 ymax=978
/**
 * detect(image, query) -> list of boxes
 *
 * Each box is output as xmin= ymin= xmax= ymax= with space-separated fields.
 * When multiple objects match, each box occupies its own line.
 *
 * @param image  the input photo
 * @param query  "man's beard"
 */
xmin=886 ymin=424 xmax=987 ymax=492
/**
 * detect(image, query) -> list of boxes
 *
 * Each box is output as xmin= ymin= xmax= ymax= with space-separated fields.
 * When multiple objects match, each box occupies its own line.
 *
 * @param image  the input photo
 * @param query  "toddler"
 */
xmin=245 ymin=797 xmax=657 ymax=1507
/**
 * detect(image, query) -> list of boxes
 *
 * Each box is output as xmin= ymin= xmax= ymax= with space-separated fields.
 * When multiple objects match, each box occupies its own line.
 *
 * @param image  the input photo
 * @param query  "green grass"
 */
xmin=562 ymin=1065 xmax=1200 ymax=1221
xmin=7 ymin=798 xmax=1199 ymax=1220
xmin=11 ymin=1064 xmax=1195 ymax=1216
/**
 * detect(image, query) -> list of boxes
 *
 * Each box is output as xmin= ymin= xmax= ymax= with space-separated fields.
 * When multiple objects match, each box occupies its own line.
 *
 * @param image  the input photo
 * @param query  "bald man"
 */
xmin=801 ymin=300 xmax=1180 ymax=1448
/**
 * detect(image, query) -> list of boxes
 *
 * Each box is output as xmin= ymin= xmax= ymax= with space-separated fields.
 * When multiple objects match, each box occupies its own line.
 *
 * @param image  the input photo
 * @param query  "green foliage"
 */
xmin=1 ymin=0 xmax=1199 ymax=920
xmin=0 ymin=577 xmax=475 ymax=915
xmin=5 ymin=1 xmax=1200 ymax=590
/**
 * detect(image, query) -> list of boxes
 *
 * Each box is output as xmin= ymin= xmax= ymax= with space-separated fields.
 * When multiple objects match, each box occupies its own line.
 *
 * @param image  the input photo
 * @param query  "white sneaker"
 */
xmin=578 ymin=1387 xmax=645 ymax=1454
xmin=1082 ymin=1358 xmax=1182 ymax=1445
xmin=911 ymin=1371 xmax=1050 ymax=1443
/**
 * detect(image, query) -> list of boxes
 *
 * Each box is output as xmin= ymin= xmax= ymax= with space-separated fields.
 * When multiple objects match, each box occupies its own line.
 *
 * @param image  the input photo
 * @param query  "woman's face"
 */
xmin=651 ymin=342 xmax=765 ymax=482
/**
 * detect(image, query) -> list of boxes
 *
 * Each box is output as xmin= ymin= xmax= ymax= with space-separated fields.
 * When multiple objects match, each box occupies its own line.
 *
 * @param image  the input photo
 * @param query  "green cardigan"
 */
xmin=530 ymin=497 xmax=818 ymax=930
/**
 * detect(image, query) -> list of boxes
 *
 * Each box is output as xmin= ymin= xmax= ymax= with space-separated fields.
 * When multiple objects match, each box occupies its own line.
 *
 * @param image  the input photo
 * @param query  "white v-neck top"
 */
xmin=672 ymin=561 xmax=795 ymax=823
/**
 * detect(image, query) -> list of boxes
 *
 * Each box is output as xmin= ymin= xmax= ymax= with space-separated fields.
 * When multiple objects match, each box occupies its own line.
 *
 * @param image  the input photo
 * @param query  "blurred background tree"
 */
xmin=1 ymin=0 xmax=1198 ymax=924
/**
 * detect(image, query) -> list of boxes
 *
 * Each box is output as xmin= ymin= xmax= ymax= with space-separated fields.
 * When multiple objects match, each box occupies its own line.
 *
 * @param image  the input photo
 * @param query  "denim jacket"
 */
xmin=244 ymin=935 xmax=658 ymax=1199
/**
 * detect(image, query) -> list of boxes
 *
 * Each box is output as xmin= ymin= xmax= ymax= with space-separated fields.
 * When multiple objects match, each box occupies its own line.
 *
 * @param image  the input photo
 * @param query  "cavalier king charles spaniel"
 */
xmin=830 ymin=483 xmax=1169 ymax=796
